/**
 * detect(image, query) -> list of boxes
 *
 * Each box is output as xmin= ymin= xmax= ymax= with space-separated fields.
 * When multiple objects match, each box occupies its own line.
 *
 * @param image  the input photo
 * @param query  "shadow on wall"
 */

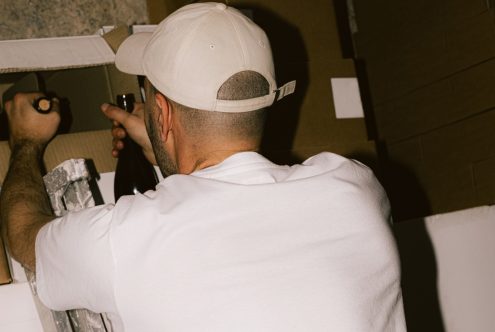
xmin=380 ymin=157 xmax=432 ymax=222
xmin=233 ymin=4 xmax=308 ymax=165
xmin=330 ymin=3 xmax=445 ymax=328
xmin=356 ymin=55 xmax=443 ymax=332
xmin=394 ymin=219 xmax=446 ymax=332
xmin=352 ymin=61 xmax=432 ymax=221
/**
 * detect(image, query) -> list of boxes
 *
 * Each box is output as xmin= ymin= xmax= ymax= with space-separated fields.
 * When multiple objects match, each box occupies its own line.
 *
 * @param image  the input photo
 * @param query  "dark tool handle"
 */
xmin=33 ymin=96 xmax=52 ymax=114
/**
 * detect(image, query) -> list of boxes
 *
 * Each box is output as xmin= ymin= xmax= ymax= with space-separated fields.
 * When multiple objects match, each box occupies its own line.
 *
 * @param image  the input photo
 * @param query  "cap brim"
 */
xmin=115 ymin=32 xmax=153 ymax=76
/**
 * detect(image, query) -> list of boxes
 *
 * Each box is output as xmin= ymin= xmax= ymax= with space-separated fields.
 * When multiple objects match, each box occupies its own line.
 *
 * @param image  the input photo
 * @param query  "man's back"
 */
xmin=37 ymin=152 xmax=405 ymax=331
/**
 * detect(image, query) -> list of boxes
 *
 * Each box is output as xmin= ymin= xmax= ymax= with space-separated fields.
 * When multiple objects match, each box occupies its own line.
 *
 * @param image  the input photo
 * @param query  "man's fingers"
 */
xmin=5 ymin=92 xmax=41 ymax=114
xmin=111 ymin=126 xmax=126 ymax=139
xmin=111 ymin=139 xmax=124 ymax=158
xmin=112 ymin=137 xmax=124 ymax=150
xmin=101 ymin=103 xmax=130 ymax=126
xmin=5 ymin=92 xmax=61 ymax=148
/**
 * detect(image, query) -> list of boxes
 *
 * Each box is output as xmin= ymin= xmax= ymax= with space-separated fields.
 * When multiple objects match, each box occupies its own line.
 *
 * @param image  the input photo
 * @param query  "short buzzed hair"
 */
xmin=167 ymin=70 xmax=270 ymax=141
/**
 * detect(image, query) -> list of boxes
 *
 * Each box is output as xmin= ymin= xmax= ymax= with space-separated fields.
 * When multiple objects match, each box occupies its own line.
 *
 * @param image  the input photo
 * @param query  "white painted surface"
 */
xmin=0 ymin=282 xmax=43 ymax=332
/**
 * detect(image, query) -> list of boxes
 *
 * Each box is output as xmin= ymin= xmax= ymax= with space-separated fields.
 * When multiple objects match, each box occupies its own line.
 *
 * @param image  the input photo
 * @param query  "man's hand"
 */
xmin=101 ymin=102 xmax=157 ymax=165
xmin=1 ymin=92 xmax=60 ymax=271
xmin=5 ymin=93 xmax=60 ymax=149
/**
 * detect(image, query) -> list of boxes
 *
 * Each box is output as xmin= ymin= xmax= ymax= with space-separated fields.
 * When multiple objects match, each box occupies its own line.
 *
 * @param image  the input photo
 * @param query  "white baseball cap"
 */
xmin=115 ymin=2 xmax=296 ymax=113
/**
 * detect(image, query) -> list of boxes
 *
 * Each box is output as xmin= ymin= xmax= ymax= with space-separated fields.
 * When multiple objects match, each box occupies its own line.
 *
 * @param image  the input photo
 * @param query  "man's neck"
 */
xmin=178 ymin=144 xmax=259 ymax=174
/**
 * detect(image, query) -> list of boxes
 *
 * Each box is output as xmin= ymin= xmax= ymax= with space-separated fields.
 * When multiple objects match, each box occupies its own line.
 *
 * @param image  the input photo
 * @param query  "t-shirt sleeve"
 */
xmin=35 ymin=204 xmax=118 ymax=314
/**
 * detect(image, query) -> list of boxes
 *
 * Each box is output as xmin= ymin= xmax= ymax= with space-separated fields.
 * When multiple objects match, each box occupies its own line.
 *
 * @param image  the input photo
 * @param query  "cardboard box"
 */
xmin=384 ymin=109 xmax=495 ymax=218
xmin=375 ymin=58 xmax=495 ymax=142
xmin=352 ymin=0 xmax=495 ymax=219
xmin=0 ymin=27 xmax=140 ymax=285
xmin=354 ymin=1 xmax=494 ymax=104
xmin=473 ymin=157 xmax=495 ymax=205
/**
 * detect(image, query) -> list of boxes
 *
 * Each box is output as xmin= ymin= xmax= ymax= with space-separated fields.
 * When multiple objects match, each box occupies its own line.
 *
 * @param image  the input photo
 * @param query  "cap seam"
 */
xmin=150 ymin=8 xmax=212 ymax=104
xmin=172 ymin=12 xmax=208 ymax=92
xmin=224 ymin=9 xmax=248 ymax=73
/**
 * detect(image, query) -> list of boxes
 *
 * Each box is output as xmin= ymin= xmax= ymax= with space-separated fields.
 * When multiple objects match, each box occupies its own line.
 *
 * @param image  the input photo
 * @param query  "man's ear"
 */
xmin=154 ymin=93 xmax=172 ymax=141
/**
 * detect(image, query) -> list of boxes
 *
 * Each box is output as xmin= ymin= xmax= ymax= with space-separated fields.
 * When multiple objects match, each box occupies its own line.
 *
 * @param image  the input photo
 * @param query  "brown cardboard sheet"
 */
xmin=389 ymin=11 xmax=495 ymax=101
xmin=264 ymin=140 xmax=377 ymax=168
xmin=422 ymin=164 xmax=478 ymax=214
xmin=356 ymin=4 xmax=495 ymax=104
xmin=376 ymin=80 xmax=453 ymax=142
xmin=260 ymin=58 xmax=371 ymax=165
xmin=385 ymin=136 xmax=479 ymax=218
xmin=384 ymin=110 xmax=495 ymax=216
xmin=376 ymin=58 xmax=495 ymax=142
xmin=473 ymin=157 xmax=495 ymax=205
xmin=442 ymin=0 xmax=489 ymax=26
xmin=0 ymin=130 xmax=116 ymax=183
xmin=421 ymin=110 xmax=495 ymax=169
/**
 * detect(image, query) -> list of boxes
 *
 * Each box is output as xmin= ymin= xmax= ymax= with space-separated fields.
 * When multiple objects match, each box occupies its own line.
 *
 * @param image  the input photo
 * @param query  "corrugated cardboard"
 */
xmin=375 ymin=57 xmax=495 ymax=142
xmin=0 ymin=130 xmax=116 ymax=182
xmin=355 ymin=3 xmax=495 ymax=104
xmin=473 ymin=157 xmax=495 ymax=205
xmin=420 ymin=110 xmax=495 ymax=169
xmin=385 ymin=109 xmax=495 ymax=217
xmin=442 ymin=0 xmax=489 ymax=26
xmin=262 ymin=58 xmax=369 ymax=151
xmin=354 ymin=0 xmax=495 ymax=218
xmin=381 ymin=138 xmax=432 ymax=220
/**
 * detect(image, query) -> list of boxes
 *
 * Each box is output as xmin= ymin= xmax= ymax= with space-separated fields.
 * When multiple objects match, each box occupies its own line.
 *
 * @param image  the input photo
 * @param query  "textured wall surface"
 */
xmin=0 ymin=0 xmax=148 ymax=40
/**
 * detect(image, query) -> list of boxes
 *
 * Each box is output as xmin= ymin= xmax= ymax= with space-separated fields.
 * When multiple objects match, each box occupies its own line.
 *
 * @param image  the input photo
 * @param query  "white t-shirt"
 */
xmin=36 ymin=152 xmax=406 ymax=331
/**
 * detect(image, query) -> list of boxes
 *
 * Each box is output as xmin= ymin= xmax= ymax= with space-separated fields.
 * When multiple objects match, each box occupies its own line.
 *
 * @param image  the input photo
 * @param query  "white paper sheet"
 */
xmin=331 ymin=77 xmax=365 ymax=119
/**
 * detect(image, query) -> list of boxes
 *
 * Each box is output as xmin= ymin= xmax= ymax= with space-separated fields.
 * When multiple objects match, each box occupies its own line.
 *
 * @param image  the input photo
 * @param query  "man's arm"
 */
xmin=1 ymin=142 xmax=54 ymax=271
xmin=0 ymin=93 xmax=60 ymax=271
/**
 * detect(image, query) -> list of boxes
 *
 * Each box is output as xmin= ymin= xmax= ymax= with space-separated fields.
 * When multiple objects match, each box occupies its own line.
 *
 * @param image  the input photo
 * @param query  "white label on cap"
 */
xmin=331 ymin=77 xmax=364 ymax=119
xmin=276 ymin=80 xmax=296 ymax=101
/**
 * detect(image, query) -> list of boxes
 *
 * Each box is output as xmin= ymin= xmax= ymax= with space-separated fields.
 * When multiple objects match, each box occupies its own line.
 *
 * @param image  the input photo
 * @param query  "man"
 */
xmin=1 ymin=2 xmax=406 ymax=331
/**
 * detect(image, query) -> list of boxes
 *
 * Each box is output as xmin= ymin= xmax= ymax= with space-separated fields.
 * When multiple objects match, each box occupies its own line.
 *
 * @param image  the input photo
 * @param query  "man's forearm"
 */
xmin=0 ymin=141 xmax=54 ymax=271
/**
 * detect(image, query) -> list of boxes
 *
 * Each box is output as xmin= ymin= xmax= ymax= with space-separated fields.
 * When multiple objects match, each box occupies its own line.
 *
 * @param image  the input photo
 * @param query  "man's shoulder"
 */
xmin=302 ymin=152 xmax=370 ymax=171
xmin=284 ymin=151 xmax=375 ymax=182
